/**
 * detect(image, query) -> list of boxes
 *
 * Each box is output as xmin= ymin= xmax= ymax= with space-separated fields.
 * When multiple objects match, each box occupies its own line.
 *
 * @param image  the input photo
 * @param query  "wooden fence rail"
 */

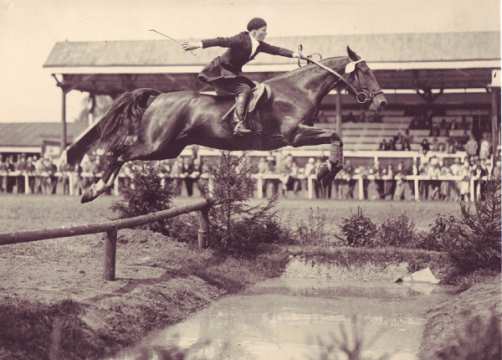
xmin=0 ymin=199 xmax=213 ymax=281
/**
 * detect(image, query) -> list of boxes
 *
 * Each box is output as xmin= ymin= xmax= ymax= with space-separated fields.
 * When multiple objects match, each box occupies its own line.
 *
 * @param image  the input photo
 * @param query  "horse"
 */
xmin=65 ymin=46 xmax=387 ymax=203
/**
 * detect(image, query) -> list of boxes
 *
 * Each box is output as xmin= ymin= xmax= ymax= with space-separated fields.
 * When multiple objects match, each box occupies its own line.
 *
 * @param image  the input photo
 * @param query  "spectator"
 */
xmin=345 ymin=112 xmax=355 ymax=123
xmin=0 ymin=157 xmax=7 ymax=193
xmin=479 ymin=133 xmax=492 ymax=160
xmin=430 ymin=122 xmax=440 ymax=137
xmin=58 ymin=159 xmax=71 ymax=195
xmin=449 ymin=157 xmax=463 ymax=201
xmin=438 ymin=159 xmax=452 ymax=200
xmin=393 ymin=161 xmax=412 ymax=200
xmin=430 ymin=137 xmax=440 ymax=152
xmin=182 ymin=156 xmax=195 ymax=196
xmin=169 ymin=158 xmax=184 ymax=196
xmin=427 ymin=156 xmax=441 ymax=200
xmin=458 ymin=158 xmax=471 ymax=201
xmin=464 ymin=133 xmax=479 ymax=159
xmin=387 ymin=137 xmax=396 ymax=151
xmin=402 ymin=129 xmax=412 ymax=151
xmin=421 ymin=138 xmax=431 ymax=153
xmin=316 ymin=157 xmax=335 ymax=199
xmin=378 ymin=138 xmax=389 ymax=151
xmin=439 ymin=118 xmax=450 ymax=136
xmin=446 ymin=137 xmax=457 ymax=154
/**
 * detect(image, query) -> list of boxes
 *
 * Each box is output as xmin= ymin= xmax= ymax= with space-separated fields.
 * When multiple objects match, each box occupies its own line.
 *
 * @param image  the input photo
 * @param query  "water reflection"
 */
xmin=118 ymin=257 xmax=450 ymax=360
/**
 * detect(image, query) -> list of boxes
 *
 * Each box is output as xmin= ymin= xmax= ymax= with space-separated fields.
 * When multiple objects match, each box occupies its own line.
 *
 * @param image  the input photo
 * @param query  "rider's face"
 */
xmin=253 ymin=26 xmax=267 ymax=41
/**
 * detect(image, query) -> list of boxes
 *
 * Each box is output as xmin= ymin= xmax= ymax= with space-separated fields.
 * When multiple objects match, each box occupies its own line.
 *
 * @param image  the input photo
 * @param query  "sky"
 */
xmin=0 ymin=0 xmax=500 ymax=123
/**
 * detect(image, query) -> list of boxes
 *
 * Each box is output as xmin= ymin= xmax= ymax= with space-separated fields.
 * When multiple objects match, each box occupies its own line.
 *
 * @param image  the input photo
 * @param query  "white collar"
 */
xmin=248 ymin=32 xmax=260 ymax=57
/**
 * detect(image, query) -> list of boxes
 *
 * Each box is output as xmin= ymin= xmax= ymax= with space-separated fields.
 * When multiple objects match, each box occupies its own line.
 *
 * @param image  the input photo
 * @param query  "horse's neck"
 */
xmin=273 ymin=57 xmax=348 ymax=106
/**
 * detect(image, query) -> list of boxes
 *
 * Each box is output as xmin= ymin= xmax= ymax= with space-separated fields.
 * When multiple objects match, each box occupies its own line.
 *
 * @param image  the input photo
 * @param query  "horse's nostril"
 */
xmin=379 ymin=100 xmax=387 ymax=109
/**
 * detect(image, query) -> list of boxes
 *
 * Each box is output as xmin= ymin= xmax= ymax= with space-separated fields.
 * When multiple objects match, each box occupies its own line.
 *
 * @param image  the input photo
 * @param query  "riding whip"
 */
xmin=148 ymin=29 xmax=197 ymax=56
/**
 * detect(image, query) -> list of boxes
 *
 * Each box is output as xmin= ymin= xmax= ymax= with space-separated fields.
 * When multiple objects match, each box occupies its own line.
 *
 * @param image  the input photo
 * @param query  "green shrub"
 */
xmin=340 ymin=207 xmax=378 ymax=247
xmin=419 ymin=214 xmax=458 ymax=251
xmin=442 ymin=181 xmax=501 ymax=273
xmin=111 ymin=161 xmax=173 ymax=233
xmin=376 ymin=213 xmax=416 ymax=248
xmin=207 ymin=152 xmax=289 ymax=254
xmin=292 ymin=207 xmax=333 ymax=246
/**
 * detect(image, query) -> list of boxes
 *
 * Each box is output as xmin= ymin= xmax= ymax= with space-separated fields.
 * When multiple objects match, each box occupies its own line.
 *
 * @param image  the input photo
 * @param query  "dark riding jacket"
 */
xmin=198 ymin=31 xmax=293 ymax=83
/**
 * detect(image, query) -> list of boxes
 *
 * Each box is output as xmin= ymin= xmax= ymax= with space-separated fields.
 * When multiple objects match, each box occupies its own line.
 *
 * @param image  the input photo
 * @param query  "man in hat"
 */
xmin=182 ymin=17 xmax=302 ymax=135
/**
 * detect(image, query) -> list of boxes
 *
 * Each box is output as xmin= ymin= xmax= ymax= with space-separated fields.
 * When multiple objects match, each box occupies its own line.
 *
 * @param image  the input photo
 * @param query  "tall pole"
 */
xmin=335 ymin=89 xmax=342 ymax=136
xmin=61 ymin=87 xmax=68 ymax=152
xmin=491 ymin=87 xmax=500 ymax=153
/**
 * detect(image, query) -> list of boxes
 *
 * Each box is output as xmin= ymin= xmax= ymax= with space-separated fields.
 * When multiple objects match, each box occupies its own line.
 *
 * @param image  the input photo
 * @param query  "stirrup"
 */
xmin=233 ymin=121 xmax=252 ymax=135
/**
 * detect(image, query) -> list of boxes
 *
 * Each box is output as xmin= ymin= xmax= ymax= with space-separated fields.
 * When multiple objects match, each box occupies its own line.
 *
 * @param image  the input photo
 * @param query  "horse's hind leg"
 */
xmin=81 ymin=154 xmax=124 ymax=203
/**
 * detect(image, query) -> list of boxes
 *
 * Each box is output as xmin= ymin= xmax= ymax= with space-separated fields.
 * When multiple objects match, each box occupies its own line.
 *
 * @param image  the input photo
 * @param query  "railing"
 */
xmin=0 ymin=199 xmax=213 ymax=281
xmin=0 ymin=171 xmax=495 ymax=202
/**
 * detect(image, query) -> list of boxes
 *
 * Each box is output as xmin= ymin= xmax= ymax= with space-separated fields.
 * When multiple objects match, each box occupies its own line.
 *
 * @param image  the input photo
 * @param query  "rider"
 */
xmin=182 ymin=17 xmax=302 ymax=135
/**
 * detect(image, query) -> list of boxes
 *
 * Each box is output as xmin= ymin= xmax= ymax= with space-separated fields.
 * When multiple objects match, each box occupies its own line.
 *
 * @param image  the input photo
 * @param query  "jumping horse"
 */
xmin=64 ymin=47 xmax=387 ymax=203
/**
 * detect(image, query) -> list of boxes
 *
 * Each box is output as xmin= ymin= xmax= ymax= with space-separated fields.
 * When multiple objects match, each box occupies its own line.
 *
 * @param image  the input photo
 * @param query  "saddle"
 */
xmin=200 ymin=83 xmax=272 ymax=133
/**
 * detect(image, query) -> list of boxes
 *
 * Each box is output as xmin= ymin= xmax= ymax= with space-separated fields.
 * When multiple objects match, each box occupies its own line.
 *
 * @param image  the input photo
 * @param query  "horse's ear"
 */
xmin=347 ymin=46 xmax=360 ymax=61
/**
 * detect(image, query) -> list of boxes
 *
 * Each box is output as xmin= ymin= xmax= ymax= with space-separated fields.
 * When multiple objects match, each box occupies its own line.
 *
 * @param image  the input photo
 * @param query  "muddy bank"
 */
xmin=0 ymin=229 xmax=288 ymax=360
xmin=419 ymin=275 xmax=501 ymax=360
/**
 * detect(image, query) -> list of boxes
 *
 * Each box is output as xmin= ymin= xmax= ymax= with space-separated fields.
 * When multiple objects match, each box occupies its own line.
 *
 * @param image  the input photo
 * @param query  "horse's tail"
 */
xmin=98 ymin=88 xmax=161 ymax=153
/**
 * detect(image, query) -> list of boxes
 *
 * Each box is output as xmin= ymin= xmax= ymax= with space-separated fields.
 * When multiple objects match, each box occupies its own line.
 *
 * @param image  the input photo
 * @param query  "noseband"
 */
xmin=306 ymin=57 xmax=383 ymax=104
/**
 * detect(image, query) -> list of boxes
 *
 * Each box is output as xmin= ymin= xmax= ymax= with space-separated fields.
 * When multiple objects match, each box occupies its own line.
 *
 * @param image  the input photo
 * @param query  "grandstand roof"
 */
xmin=0 ymin=122 xmax=87 ymax=148
xmin=44 ymin=31 xmax=500 ymax=69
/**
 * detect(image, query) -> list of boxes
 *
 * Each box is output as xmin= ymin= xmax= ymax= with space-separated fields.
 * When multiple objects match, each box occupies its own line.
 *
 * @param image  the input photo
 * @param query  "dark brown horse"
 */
xmin=65 ymin=47 xmax=386 ymax=202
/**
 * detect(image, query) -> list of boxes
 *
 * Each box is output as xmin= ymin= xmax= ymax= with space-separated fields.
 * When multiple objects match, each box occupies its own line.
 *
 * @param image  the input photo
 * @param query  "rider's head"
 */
xmin=247 ymin=17 xmax=267 ymax=41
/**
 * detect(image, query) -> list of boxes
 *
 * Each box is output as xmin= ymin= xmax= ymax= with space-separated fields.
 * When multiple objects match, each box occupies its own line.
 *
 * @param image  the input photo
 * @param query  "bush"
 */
xmin=442 ymin=181 xmax=501 ymax=273
xmin=340 ymin=207 xmax=378 ymax=247
xmin=376 ymin=213 xmax=417 ymax=248
xmin=292 ymin=207 xmax=333 ymax=246
xmin=111 ymin=161 xmax=173 ymax=233
xmin=207 ymin=152 xmax=289 ymax=254
xmin=419 ymin=214 xmax=458 ymax=251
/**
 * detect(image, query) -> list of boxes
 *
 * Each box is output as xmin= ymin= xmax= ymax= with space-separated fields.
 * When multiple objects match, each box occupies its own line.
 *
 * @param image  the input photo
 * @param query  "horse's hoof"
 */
xmin=81 ymin=192 xmax=94 ymax=203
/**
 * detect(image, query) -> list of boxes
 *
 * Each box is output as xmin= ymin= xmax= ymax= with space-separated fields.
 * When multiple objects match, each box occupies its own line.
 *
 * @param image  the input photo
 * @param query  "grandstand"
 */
xmin=41 ymin=31 xmax=499 ymax=161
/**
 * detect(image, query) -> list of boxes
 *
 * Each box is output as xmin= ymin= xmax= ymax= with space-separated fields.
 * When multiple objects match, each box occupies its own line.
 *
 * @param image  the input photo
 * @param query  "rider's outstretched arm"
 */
xmin=182 ymin=35 xmax=240 ymax=51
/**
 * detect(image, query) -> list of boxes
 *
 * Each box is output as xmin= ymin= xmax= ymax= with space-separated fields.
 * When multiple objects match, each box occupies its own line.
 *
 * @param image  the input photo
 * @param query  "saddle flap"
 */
xmin=248 ymin=83 xmax=271 ymax=113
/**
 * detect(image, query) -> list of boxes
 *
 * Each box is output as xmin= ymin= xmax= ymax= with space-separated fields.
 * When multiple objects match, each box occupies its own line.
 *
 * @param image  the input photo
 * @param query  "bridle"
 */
xmin=297 ymin=46 xmax=383 ymax=104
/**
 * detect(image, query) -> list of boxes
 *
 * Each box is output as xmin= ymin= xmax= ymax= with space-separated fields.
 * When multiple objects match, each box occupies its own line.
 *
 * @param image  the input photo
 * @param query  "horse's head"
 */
xmin=342 ymin=47 xmax=387 ymax=112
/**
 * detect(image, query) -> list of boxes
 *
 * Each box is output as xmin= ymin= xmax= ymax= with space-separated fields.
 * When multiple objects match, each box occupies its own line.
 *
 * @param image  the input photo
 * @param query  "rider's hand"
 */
xmin=181 ymin=41 xmax=201 ymax=51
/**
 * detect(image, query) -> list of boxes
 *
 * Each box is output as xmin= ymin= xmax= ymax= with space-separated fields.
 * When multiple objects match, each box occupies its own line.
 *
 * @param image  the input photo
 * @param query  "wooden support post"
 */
xmin=308 ymin=175 xmax=314 ymax=199
xmin=470 ymin=178 xmax=475 ymax=202
xmin=61 ymin=88 xmax=68 ymax=153
xmin=256 ymin=175 xmax=263 ymax=199
xmin=414 ymin=177 xmax=420 ymax=201
xmin=24 ymin=174 xmax=30 ymax=194
xmin=491 ymin=88 xmax=499 ymax=152
xmin=104 ymin=228 xmax=117 ymax=281
xmin=335 ymin=89 xmax=342 ymax=136
xmin=358 ymin=176 xmax=364 ymax=200
xmin=198 ymin=207 xmax=210 ymax=249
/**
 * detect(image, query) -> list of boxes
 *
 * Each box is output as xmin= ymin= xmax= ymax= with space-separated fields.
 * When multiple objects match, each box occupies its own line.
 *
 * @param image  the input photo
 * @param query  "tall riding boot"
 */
xmin=233 ymin=90 xmax=252 ymax=135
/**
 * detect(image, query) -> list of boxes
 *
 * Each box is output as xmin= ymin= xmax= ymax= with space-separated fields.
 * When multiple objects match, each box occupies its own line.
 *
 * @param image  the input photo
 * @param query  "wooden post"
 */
xmin=308 ymin=175 xmax=314 ymax=199
xmin=358 ymin=175 xmax=364 ymax=200
xmin=335 ymin=89 xmax=342 ymax=136
xmin=198 ymin=207 xmax=210 ymax=249
xmin=491 ymin=88 xmax=499 ymax=152
xmin=414 ymin=177 xmax=420 ymax=201
xmin=256 ymin=175 xmax=263 ymax=199
xmin=104 ymin=228 xmax=117 ymax=281
xmin=61 ymin=88 xmax=68 ymax=153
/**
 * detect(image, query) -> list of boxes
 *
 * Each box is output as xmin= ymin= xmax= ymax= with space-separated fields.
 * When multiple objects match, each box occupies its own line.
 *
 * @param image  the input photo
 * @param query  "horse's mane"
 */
xmin=265 ymin=56 xmax=348 ymax=84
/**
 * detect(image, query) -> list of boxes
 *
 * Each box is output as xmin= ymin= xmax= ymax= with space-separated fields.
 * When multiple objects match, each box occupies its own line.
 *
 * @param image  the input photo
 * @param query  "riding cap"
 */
xmin=247 ymin=17 xmax=267 ymax=31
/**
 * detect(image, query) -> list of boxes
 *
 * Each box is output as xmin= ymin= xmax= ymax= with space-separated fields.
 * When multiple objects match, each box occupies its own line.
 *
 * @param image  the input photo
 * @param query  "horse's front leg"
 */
xmin=289 ymin=124 xmax=344 ymax=165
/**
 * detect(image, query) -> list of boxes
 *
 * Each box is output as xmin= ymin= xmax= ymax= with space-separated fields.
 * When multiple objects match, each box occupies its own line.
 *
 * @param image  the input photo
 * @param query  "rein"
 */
xmin=306 ymin=57 xmax=381 ymax=104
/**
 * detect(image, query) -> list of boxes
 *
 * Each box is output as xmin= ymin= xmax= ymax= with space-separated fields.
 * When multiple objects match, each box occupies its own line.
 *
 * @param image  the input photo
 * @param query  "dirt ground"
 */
xmin=1 ymin=195 xmax=495 ymax=360
xmin=0 ymin=221 xmax=288 ymax=359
